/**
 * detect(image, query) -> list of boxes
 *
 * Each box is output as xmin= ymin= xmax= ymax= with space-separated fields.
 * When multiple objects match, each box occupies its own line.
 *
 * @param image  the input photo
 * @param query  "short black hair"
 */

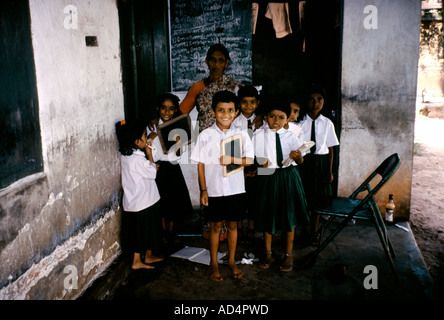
xmin=237 ymin=85 xmax=259 ymax=101
xmin=264 ymin=99 xmax=292 ymax=118
xmin=211 ymin=90 xmax=239 ymax=111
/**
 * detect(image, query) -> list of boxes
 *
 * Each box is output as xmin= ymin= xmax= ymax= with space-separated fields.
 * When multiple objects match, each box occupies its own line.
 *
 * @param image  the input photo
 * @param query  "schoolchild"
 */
xmin=233 ymin=85 xmax=262 ymax=243
xmin=252 ymin=100 xmax=310 ymax=272
xmin=285 ymin=97 xmax=303 ymax=139
xmin=115 ymin=119 xmax=164 ymax=270
xmin=190 ymin=90 xmax=254 ymax=282
xmin=298 ymin=86 xmax=340 ymax=245
xmin=147 ymin=93 xmax=194 ymax=244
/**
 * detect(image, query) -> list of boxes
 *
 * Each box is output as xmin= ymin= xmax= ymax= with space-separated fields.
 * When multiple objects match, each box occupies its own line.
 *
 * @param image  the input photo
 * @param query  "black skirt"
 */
xmin=121 ymin=202 xmax=162 ymax=254
xmin=206 ymin=193 xmax=247 ymax=223
xmin=298 ymin=154 xmax=333 ymax=210
xmin=155 ymin=161 xmax=194 ymax=221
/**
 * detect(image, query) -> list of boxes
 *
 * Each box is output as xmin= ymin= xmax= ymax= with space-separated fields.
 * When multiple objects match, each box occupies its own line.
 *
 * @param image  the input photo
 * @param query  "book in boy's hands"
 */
xmin=170 ymin=246 xmax=226 ymax=265
xmin=281 ymin=141 xmax=315 ymax=167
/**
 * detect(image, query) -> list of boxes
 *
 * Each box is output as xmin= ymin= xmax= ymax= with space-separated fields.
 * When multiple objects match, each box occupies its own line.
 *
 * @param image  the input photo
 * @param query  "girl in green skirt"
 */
xmin=252 ymin=101 xmax=310 ymax=272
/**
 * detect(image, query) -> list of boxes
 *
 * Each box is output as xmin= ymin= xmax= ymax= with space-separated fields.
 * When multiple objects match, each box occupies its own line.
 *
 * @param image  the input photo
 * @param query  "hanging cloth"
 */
xmin=265 ymin=2 xmax=293 ymax=38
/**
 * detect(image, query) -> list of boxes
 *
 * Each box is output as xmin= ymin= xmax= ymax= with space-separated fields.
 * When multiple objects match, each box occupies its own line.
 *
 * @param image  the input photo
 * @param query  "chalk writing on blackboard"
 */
xmin=170 ymin=0 xmax=252 ymax=91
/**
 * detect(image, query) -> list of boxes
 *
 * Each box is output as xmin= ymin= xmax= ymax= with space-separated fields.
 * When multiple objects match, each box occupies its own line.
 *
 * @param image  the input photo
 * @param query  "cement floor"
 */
xmin=80 ymin=218 xmax=437 ymax=303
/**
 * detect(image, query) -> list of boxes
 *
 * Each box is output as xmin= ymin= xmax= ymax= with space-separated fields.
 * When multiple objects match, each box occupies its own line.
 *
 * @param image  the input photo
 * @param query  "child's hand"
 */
xmin=256 ymin=157 xmax=270 ymax=168
xmin=219 ymin=155 xmax=232 ymax=166
xmin=245 ymin=170 xmax=257 ymax=178
xmin=252 ymin=115 xmax=264 ymax=131
xmin=290 ymin=150 xmax=303 ymax=164
xmin=148 ymin=118 xmax=158 ymax=131
xmin=200 ymin=190 xmax=208 ymax=206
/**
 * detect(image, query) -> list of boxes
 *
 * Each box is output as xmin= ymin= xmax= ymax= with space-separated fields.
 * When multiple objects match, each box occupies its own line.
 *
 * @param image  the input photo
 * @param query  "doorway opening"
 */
xmin=252 ymin=0 xmax=343 ymax=193
xmin=410 ymin=0 xmax=444 ymax=298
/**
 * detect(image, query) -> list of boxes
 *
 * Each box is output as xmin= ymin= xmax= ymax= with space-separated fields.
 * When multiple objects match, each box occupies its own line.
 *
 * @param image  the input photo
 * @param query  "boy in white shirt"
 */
xmin=232 ymin=85 xmax=261 ymax=133
xmin=190 ymin=90 xmax=254 ymax=282
xmin=232 ymin=85 xmax=261 ymax=244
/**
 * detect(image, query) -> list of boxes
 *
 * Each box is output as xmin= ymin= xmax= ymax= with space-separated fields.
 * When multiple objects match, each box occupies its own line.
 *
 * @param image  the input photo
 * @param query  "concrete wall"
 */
xmin=339 ymin=0 xmax=421 ymax=219
xmin=0 ymin=0 xmax=124 ymax=299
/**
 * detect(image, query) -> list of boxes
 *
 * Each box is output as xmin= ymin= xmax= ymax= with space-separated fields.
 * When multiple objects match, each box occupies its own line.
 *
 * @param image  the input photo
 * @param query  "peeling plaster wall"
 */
xmin=0 ymin=0 xmax=125 ymax=299
xmin=339 ymin=0 xmax=421 ymax=219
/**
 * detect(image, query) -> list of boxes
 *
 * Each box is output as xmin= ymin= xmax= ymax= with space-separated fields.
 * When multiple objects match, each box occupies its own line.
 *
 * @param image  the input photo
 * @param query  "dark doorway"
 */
xmin=0 ymin=0 xmax=43 ymax=189
xmin=253 ymin=0 xmax=342 ymax=118
xmin=117 ymin=0 xmax=170 ymax=123
xmin=252 ymin=0 xmax=343 ymax=192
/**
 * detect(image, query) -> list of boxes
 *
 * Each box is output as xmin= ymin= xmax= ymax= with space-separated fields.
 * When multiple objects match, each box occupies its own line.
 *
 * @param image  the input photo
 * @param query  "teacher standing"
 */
xmin=179 ymin=43 xmax=242 ymax=132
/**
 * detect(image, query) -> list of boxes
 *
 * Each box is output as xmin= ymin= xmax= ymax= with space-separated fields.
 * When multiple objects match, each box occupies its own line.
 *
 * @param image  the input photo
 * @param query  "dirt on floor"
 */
xmin=410 ymin=110 xmax=444 ymax=299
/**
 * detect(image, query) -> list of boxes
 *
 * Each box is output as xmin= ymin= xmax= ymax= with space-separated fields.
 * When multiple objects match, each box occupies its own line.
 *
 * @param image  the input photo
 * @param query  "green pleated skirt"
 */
xmin=254 ymin=166 xmax=310 ymax=235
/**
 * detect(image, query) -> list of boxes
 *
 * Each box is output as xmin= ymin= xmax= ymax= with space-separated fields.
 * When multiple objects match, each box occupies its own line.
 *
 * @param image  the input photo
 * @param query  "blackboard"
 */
xmin=169 ymin=0 xmax=252 ymax=91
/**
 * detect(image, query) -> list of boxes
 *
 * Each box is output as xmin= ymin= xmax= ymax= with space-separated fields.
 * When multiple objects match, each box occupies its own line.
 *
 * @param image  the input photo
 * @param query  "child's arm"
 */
xmin=197 ymin=162 xmax=208 ymax=206
xmin=219 ymin=156 xmax=254 ymax=167
xmin=327 ymin=147 xmax=334 ymax=183
xmin=144 ymin=141 xmax=160 ymax=171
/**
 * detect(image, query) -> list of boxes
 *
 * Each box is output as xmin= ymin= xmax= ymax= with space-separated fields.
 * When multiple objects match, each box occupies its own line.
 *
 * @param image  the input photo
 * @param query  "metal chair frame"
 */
xmin=305 ymin=153 xmax=401 ymax=280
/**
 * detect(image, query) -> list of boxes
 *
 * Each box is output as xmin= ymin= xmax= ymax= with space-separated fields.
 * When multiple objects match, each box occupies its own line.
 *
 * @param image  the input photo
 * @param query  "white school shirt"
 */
xmin=121 ymin=149 xmax=160 ymax=212
xmin=253 ymin=127 xmax=303 ymax=169
xmin=299 ymin=114 xmax=339 ymax=155
xmin=190 ymin=123 xmax=254 ymax=197
xmin=287 ymin=122 xmax=303 ymax=140
xmin=147 ymin=118 xmax=181 ymax=163
xmin=232 ymin=113 xmax=257 ymax=131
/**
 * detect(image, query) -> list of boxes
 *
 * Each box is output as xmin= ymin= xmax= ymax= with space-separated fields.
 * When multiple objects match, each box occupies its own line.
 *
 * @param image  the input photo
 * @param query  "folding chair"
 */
xmin=305 ymin=153 xmax=401 ymax=279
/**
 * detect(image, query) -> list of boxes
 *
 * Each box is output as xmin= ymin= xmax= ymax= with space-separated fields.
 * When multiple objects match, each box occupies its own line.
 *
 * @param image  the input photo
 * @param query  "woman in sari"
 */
xmin=179 ymin=43 xmax=242 ymax=132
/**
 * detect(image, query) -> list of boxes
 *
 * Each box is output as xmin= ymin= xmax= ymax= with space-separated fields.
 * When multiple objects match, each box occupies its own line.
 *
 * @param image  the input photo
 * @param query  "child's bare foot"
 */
xmin=144 ymin=255 xmax=164 ymax=264
xmin=209 ymin=264 xmax=223 ymax=282
xmin=228 ymin=263 xmax=244 ymax=279
xmin=131 ymin=262 xmax=155 ymax=270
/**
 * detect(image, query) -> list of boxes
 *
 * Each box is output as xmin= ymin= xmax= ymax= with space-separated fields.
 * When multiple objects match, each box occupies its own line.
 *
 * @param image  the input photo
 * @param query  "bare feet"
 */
xmin=209 ymin=264 xmax=223 ymax=282
xmin=229 ymin=263 xmax=244 ymax=279
xmin=131 ymin=262 xmax=155 ymax=270
xmin=144 ymin=255 xmax=164 ymax=264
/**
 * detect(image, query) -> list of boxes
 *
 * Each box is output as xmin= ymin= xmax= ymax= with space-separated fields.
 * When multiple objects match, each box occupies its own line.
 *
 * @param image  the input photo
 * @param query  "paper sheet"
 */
xmin=170 ymin=246 xmax=226 ymax=265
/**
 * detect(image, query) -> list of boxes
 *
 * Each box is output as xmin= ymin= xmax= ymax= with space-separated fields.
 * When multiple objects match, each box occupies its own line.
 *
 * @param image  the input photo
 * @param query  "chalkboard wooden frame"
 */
xmin=157 ymin=113 xmax=192 ymax=154
xmin=220 ymin=134 xmax=243 ymax=177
